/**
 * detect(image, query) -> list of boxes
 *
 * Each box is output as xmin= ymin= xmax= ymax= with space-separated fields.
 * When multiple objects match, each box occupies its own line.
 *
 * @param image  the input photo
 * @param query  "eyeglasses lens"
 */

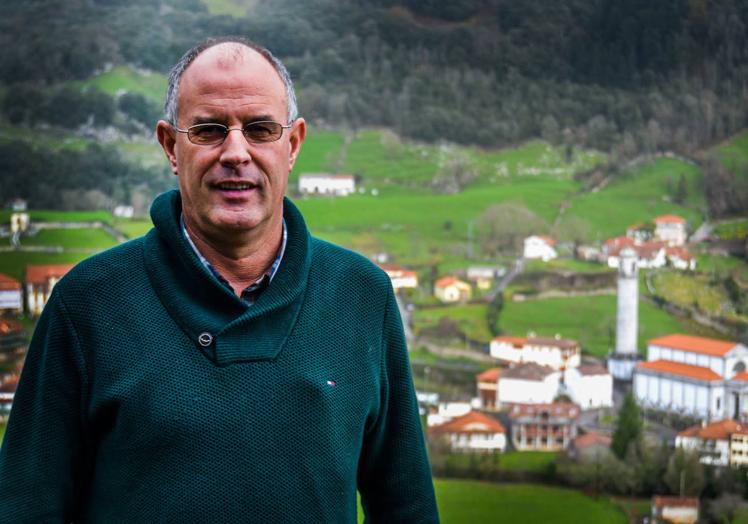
xmin=186 ymin=122 xmax=284 ymax=145
xmin=244 ymin=122 xmax=282 ymax=142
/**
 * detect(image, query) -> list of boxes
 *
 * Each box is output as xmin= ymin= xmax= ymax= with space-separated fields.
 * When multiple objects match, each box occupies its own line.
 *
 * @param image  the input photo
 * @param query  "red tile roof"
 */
xmin=654 ymin=214 xmax=686 ymax=224
xmin=0 ymin=273 xmax=21 ymax=291
xmin=435 ymin=276 xmax=467 ymax=288
xmin=576 ymin=364 xmax=610 ymax=376
xmin=652 ymin=496 xmax=699 ymax=508
xmin=677 ymin=418 xmax=748 ymax=440
xmin=636 ymin=360 xmax=722 ymax=381
xmin=0 ymin=319 xmax=24 ymax=336
xmin=536 ymin=235 xmax=556 ymax=246
xmin=493 ymin=335 xmax=527 ymax=347
xmin=574 ymin=431 xmax=612 ymax=449
xmin=429 ymin=411 xmax=506 ymax=436
xmin=732 ymin=372 xmax=748 ymax=382
xmin=527 ymin=336 xmax=579 ymax=350
xmin=648 ymin=334 xmax=738 ymax=357
xmin=502 ymin=363 xmax=558 ymax=381
xmin=476 ymin=367 xmax=501 ymax=383
xmin=604 ymin=236 xmax=637 ymax=250
xmin=25 ymin=264 xmax=75 ymax=285
xmin=0 ymin=374 xmax=19 ymax=393
xmin=666 ymin=246 xmax=694 ymax=260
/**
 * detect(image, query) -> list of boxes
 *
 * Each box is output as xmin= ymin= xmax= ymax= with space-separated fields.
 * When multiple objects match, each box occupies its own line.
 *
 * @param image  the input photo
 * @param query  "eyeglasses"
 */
xmin=173 ymin=121 xmax=293 ymax=145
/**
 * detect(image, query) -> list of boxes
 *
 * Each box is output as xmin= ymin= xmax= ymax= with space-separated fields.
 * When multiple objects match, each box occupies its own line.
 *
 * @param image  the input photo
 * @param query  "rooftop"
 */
xmin=678 ymin=418 xmax=748 ymax=441
xmin=25 ymin=264 xmax=75 ymax=285
xmin=648 ymin=334 xmax=738 ymax=357
xmin=0 ymin=273 xmax=21 ymax=291
xmin=652 ymin=496 xmax=699 ymax=508
xmin=654 ymin=214 xmax=686 ymax=224
xmin=509 ymin=402 xmax=580 ymax=420
xmin=636 ymin=359 xmax=723 ymax=382
xmin=476 ymin=367 xmax=501 ymax=383
xmin=429 ymin=411 xmax=506 ymax=436
xmin=502 ymin=363 xmax=558 ymax=382
xmin=574 ymin=431 xmax=612 ymax=449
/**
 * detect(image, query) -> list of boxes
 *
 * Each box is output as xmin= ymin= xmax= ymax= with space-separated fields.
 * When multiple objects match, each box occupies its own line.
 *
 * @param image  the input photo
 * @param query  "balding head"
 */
xmin=164 ymin=37 xmax=298 ymax=126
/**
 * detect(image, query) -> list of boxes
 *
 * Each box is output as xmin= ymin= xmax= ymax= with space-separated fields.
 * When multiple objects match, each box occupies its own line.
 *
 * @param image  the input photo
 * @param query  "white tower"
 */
xmin=608 ymin=247 xmax=641 ymax=381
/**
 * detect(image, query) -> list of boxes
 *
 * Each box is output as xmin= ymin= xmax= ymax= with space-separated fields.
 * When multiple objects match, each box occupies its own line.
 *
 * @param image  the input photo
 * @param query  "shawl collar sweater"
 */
xmin=0 ymin=190 xmax=439 ymax=523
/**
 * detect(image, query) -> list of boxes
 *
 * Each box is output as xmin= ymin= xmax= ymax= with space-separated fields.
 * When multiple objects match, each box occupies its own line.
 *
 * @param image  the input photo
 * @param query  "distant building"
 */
xmin=576 ymin=245 xmax=602 ymax=262
xmin=497 ymin=363 xmax=561 ymax=406
xmin=10 ymin=213 xmax=29 ymax=234
xmin=626 ymin=223 xmax=653 ymax=243
xmin=605 ymin=240 xmax=667 ymax=269
xmin=608 ymin=247 xmax=642 ymax=381
xmin=427 ymin=401 xmax=472 ymax=427
xmin=378 ymin=264 xmax=418 ymax=290
xmin=508 ymin=402 xmax=579 ymax=451
xmin=0 ymin=320 xmax=25 ymax=357
xmin=0 ymin=374 xmax=19 ymax=419
xmin=298 ymin=173 xmax=355 ymax=196
xmin=570 ymin=431 xmax=612 ymax=462
xmin=633 ymin=334 xmax=748 ymax=420
xmin=654 ymin=214 xmax=688 ymax=246
xmin=466 ymin=266 xmax=504 ymax=290
xmin=523 ymin=235 xmax=557 ymax=262
xmin=475 ymin=367 xmax=501 ymax=410
xmin=651 ymin=496 xmax=699 ymax=524
xmin=490 ymin=335 xmax=581 ymax=371
xmin=113 ymin=205 xmax=134 ymax=218
xmin=434 ymin=276 xmax=471 ymax=303
xmin=0 ymin=273 xmax=22 ymax=313
xmin=25 ymin=264 xmax=75 ymax=316
xmin=429 ymin=411 xmax=507 ymax=454
xmin=666 ymin=246 xmax=696 ymax=271
xmin=564 ymin=364 xmax=613 ymax=408
xmin=676 ymin=418 xmax=748 ymax=467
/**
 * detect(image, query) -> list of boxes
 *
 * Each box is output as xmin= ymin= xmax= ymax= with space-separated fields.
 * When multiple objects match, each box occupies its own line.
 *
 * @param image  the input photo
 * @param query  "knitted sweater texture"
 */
xmin=0 ymin=191 xmax=439 ymax=523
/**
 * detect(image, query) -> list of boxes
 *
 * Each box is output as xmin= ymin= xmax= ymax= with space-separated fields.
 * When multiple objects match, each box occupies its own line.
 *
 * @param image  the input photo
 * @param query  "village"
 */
xmin=0 ymin=168 xmax=747 ymax=522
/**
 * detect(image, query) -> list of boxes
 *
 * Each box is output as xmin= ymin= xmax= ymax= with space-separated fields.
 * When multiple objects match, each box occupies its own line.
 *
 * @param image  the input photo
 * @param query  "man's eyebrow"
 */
xmin=191 ymin=115 xmax=224 ymax=125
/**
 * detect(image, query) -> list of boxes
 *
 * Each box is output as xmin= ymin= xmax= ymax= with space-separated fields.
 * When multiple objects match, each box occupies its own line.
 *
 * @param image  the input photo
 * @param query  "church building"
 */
xmin=633 ymin=334 xmax=748 ymax=421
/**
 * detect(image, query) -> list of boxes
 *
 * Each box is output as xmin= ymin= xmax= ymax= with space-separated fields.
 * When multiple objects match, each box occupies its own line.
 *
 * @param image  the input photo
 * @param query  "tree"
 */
xmin=664 ymin=448 xmax=704 ymax=497
xmin=611 ymin=393 xmax=642 ymax=460
xmin=674 ymin=173 xmax=688 ymax=204
xmin=476 ymin=203 xmax=545 ymax=256
xmin=485 ymin=292 xmax=504 ymax=337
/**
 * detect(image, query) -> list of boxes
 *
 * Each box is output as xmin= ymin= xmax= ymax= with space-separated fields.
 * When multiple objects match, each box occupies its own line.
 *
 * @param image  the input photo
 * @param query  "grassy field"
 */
xmin=651 ymin=270 xmax=746 ymax=321
xmin=20 ymin=229 xmax=118 ymax=250
xmin=499 ymin=294 xmax=704 ymax=358
xmin=414 ymin=304 xmax=494 ymax=344
xmin=713 ymin=131 xmax=748 ymax=170
xmin=83 ymin=66 xmax=167 ymax=104
xmin=714 ymin=218 xmax=748 ymax=241
xmin=498 ymin=451 xmax=558 ymax=473
xmin=0 ymin=210 xmax=113 ymax=224
xmin=357 ymin=479 xmax=627 ymax=523
xmin=201 ymin=0 xmax=258 ymax=16
xmin=525 ymin=258 xmax=615 ymax=274
xmin=558 ymin=157 xmax=705 ymax=242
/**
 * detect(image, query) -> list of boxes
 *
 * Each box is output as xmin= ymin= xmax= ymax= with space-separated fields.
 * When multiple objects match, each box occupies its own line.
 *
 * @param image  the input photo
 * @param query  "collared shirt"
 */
xmin=181 ymin=216 xmax=287 ymax=305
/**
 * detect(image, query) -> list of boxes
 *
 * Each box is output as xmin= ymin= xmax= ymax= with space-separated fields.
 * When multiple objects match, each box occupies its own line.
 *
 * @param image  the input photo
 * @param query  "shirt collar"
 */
xmin=180 ymin=215 xmax=287 ymax=304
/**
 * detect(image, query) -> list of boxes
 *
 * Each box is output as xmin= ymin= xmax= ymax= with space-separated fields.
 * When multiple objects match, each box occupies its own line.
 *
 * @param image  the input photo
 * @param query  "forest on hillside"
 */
xmin=0 ymin=0 xmax=746 ymax=215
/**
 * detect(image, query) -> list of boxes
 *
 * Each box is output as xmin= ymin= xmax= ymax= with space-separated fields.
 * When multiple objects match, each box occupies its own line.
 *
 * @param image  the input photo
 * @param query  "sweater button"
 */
xmin=198 ymin=332 xmax=213 ymax=347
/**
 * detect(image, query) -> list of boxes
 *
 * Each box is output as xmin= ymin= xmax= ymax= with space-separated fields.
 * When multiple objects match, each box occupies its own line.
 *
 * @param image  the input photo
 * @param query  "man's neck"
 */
xmin=183 ymin=217 xmax=283 ymax=296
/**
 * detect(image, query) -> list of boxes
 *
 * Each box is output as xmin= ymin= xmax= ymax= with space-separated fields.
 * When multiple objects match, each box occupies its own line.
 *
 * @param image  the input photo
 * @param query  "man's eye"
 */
xmin=193 ymin=125 xmax=225 ymax=137
xmin=245 ymin=122 xmax=280 ymax=141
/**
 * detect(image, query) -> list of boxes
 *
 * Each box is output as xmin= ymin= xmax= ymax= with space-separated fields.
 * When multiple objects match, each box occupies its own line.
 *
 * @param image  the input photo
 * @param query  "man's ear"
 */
xmin=287 ymin=118 xmax=307 ymax=172
xmin=156 ymin=120 xmax=179 ymax=176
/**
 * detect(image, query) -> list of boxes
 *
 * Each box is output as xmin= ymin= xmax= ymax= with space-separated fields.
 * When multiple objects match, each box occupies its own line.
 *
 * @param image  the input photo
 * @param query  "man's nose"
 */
xmin=219 ymin=128 xmax=252 ymax=166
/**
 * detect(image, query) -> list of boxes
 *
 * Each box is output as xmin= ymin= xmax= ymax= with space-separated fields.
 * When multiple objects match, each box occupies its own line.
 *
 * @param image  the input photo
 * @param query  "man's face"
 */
xmin=157 ymin=44 xmax=305 ymax=241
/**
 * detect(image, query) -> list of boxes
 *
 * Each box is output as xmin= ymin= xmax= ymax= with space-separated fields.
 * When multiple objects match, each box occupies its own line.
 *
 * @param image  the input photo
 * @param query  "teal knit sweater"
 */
xmin=0 ymin=191 xmax=439 ymax=523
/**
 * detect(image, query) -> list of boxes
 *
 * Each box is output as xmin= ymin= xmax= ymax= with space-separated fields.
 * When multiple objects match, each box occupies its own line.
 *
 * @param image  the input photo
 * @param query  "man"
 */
xmin=0 ymin=37 xmax=439 ymax=522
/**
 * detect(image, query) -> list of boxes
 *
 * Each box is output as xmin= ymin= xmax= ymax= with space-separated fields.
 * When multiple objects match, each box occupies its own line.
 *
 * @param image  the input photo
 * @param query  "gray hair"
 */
xmin=163 ymin=36 xmax=298 ymax=125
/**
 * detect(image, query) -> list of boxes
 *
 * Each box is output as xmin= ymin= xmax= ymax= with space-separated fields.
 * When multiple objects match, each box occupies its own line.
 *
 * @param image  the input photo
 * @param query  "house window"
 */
xmin=717 ymin=397 xmax=721 ymax=411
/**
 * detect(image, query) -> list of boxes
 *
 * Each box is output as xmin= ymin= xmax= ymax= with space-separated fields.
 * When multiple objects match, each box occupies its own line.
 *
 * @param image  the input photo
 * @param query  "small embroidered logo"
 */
xmin=326 ymin=380 xmax=337 ymax=387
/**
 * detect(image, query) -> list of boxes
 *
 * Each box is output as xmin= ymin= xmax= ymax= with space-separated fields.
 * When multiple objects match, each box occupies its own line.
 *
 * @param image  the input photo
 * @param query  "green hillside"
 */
xmin=558 ymin=157 xmax=705 ymax=242
xmin=82 ymin=66 xmax=167 ymax=105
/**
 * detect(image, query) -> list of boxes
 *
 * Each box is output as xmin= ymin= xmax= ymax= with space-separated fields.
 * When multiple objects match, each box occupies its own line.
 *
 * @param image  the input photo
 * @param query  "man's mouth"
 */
xmin=212 ymin=180 xmax=260 ymax=195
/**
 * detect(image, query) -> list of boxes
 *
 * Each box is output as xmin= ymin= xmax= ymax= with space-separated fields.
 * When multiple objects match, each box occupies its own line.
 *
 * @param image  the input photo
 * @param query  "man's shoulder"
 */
xmin=309 ymin=236 xmax=390 ymax=289
xmin=55 ymin=236 xmax=147 ymax=296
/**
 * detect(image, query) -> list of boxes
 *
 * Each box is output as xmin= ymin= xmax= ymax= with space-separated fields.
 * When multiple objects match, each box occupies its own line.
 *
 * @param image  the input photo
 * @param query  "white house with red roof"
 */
xmin=378 ymin=264 xmax=418 ymax=290
xmin=651 ymin=496 xmax=699 ymax=524
xmin=633 ymin=334 xmax=748 ymax=420
xmin=564 ymin=364 xmax=613 ymax=408
xmin=665 ymin=246 xmax=696 ymax=270
xmin=25 ymin=264 xmax=75 ymax=316
xmin=654 ymin=214 xmax=688 ymax=246
xmin=298 ymin=173 xmax=356 ymax=196
xmin=428 ymin=411 xmax=506 ymax=453
xmin=490 ymin=334 xmax=581 ymax=371
xmin=676 ymin=418 xmax=748 ymax=467
xmin=605 ymin=239 xmax=667 ymax=269
xmin=523 ymin=235 xmax=557 ymax=261
xmin=434 ymin=276 xmax=471 ymax=303
xmin=0 ymin=273 xmax=22 ymax=313
xmin=497 ymin=363 xmax=561 ymax=406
